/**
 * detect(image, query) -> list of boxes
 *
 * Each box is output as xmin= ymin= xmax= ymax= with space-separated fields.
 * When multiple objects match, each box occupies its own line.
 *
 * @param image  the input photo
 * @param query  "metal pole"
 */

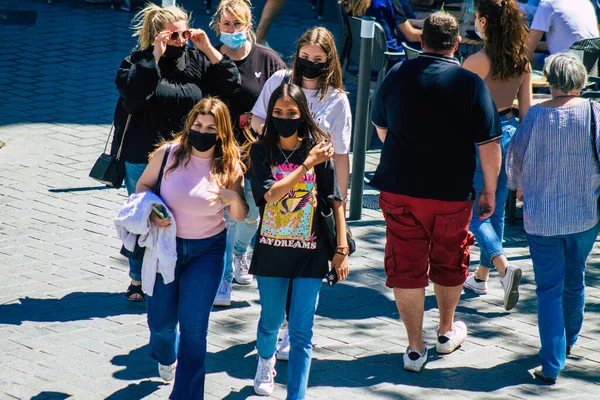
xmin=349 ymin=17 xmax=375 ymax=221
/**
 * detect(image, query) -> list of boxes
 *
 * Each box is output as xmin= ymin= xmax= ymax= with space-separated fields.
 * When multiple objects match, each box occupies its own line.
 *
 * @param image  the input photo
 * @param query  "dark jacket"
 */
xmin=111 ymin=46 xmax=240 ymax=164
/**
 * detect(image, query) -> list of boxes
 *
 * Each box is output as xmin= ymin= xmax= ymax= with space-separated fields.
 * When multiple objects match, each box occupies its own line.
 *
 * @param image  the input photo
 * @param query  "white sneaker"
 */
xmin=403 ymin=347 xmax=428 ymax=372
xmin=213 ymin=279 xmax=231 ymax=307
xmin=276 ymin=327 xmax=290 ymax=361
xmin=158 ymin=361 xmax=176 ymax=382
xmin=463 ymin=272 xmax=488 ymax=295
xmin=500 ymin=265 xmax=522 ymax=311
xmin=233 ymin=253 xmax=253 ymax=285
xmin=254 ymin=355 xmax=276 ymax=396
xmin=436 ymin=321 xmax=467 ymax=354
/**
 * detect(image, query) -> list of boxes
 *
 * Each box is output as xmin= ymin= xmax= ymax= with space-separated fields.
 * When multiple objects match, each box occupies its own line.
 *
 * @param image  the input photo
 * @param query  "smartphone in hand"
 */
xmin=325 ymin=270 xmax=338 ymax=287
xmin=152 ymin=204 xmax=169 ymax=220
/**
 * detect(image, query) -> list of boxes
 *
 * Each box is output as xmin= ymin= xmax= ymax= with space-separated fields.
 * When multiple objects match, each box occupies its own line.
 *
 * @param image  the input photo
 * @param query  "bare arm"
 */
xmin=525 ymin=30 xmax=545 ymax=62
xmin=224 ymin=175 xmax=249 ymax=222
xmin=376 ymin=126 xmax=387 ymax=143
xmin=397 ymin=21 xmax=422 ymax=43
xmin=333 ymin=153 xmax=349 ymax=201
xmin=251 ymin=115 xmax=265 ymax=136
xmin=331 ymin=198 xmax=349 ymax=281
xmin=517 ymin=69 xmax=533 ymax=119
xmin=136 ymin=147 xmax=166 ymax=193
xmin=476 ymin=139 xmax=502 ymax=219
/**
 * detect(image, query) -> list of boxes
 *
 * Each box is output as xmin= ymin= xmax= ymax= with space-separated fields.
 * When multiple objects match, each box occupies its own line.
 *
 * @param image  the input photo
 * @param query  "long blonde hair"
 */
xmin=151 ymin=97 xmax=245 ymax=189
xmin=341 ymin=0 xmax=371 ymax=17
xmin=291 ymin=27 xmax=347 ymax=102
xmin=131 ymin=3 xmax=190 ymax=50
xmin=209 ymin=0 xmax=256 ymax=43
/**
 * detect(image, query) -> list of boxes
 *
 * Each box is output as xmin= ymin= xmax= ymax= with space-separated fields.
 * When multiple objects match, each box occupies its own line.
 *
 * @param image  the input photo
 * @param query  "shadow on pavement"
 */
xmin=221 ymin=386 xmax=256 ymax=399
xmin=30 ymin=392 xmax=71 ymax=400
xmin=111 ymin=344 xmax=157 ymax=381
xmin=105 ymin=380 xmax=167 ymax=400
xmin=0 ymin=292 xmax=145 ymax=325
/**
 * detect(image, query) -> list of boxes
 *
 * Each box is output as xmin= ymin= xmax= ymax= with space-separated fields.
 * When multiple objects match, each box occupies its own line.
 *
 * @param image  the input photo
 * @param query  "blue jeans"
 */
xmin=527 ymin=223 xmax=599 ymax=379
xmin=223 ymin=178 xmax=260 ymax=282
xmin=256 ymin=276 xmax=322 ymax=400
xmin=147 ymin=231 xmax=226 ymax=399
xmin=469 ymin=115 xmax=517 ymax=269
xmin=124 ymin=162 xmax=147 ymax=281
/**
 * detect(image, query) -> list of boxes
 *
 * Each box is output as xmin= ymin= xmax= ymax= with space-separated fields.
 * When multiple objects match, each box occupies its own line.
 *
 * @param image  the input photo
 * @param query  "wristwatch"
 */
xmin=336 ymin=246 xmax=349 ymax=256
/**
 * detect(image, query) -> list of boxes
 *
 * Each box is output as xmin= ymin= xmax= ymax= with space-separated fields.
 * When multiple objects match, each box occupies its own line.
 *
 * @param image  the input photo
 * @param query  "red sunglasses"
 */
xmin=170 ymin=30 xmax=191 ymax=40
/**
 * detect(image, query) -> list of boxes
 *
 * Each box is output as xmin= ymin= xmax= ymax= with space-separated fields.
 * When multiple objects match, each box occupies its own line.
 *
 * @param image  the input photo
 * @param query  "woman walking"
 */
xmin=506 ymin=53 xmax=600 ymax=384
xmin=462 ymin=0 xmax=532 ymax=311
xmin=114 ymin=3 xmax=239 ymax=301
xmin=210 ymin=0 xmax=287 ymax=306
xmin=249 ymin=84 xmax=349 ymax=399
xmin=136 ymin=97 xmax=248 ymax=398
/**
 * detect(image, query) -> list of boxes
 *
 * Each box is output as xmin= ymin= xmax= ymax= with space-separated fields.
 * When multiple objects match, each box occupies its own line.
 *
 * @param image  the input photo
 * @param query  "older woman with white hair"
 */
xmin=506 ymin=53 xmax=600 ymax=384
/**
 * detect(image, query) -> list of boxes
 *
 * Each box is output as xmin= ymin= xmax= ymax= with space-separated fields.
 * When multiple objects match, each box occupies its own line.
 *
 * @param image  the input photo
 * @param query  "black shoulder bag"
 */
xmin=89 ymin=115 xmax=131 ymax=189
xmin=120 ymin=145 xmax=171 ymax=261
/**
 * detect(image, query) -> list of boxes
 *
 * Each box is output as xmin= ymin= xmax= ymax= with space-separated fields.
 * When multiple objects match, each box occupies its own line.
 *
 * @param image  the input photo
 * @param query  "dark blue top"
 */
xmin=371 ymin=54 xmax=502 ymax=201
xmin=365 ymin=0 xmax=408 ymax=53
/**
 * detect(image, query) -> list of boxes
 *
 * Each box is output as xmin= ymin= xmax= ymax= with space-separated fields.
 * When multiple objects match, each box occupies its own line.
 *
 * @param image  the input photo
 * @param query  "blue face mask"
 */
xmin=220 ymin=31 xmax=247 ymax=50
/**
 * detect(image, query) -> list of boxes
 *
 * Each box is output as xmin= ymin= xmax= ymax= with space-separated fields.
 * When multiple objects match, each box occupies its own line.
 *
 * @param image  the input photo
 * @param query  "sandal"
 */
xmin=534 ymin=367 xmax=556 ymax=384
xmin=126 ymin=283 xmax=144 ymax=302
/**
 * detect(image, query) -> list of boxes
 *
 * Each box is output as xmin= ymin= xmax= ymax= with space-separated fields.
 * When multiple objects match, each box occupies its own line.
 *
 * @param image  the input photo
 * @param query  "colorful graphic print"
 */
xmin=259 ymin=162 xmax=317 ymax=249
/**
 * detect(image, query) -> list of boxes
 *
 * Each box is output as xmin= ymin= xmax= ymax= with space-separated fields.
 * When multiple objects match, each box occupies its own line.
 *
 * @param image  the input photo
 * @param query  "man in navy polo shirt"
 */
xmin=371 ymin=11 xmax=502 ymax=372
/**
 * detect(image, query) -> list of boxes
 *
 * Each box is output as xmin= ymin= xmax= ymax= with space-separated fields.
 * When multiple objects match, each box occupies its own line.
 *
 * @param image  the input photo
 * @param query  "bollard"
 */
xmin=349 ymin=17 xmax=375 ymax=221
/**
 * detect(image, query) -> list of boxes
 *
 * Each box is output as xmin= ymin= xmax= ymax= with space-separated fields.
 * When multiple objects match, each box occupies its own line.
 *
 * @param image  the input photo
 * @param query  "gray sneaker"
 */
xmin=500 ymin=265 xmax=522 ymax=311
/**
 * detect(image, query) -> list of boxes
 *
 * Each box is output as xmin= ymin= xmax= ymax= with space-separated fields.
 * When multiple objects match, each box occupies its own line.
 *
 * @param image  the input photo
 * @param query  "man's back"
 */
xmin=532 ymin=0 xmax=599 ymax=54
xmin=371 ymin=55 xmax=501 ymax=202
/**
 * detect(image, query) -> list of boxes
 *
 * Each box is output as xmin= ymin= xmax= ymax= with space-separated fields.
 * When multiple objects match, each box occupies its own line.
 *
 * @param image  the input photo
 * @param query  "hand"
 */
xmin=516 ymin=188 xmax=524 ymax=202
xmin=207 ymin=187 xmax=241 ymax=208
xmin=304 ymin=141 xmax=334 ymax=169
xmin=153 ymin=31 xmax=171 ymax=62
xmin=150 ymin=211 xmax=172 ymax=228
xmin=331 ymin=253 xmax=349 ymax=282
xmin=476 ymin=191 xmax=496 ymax=220
xmin=189 ymin=29 xmax=213 ymax=54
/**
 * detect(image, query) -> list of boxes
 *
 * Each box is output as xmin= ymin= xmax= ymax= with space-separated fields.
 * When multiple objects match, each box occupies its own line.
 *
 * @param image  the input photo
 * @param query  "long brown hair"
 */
xmin=477 ymin=0 xmax=529 ymax=80
xmin=151 ymin=97 xmax=245 ymax=189
xmin=260 ymin=83 xmax=329 ymax=165
xmin=291 ymin=27 xmax=347 ymax=102
xmin=341 ymin=0 xmax=371 ymax=17
xmin=131 ymin=3 xmax=190 ymax=50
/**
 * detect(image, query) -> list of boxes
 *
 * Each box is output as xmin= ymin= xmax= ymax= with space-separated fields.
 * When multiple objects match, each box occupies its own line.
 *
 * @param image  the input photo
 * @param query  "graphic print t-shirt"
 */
xmin=248 ymin=141 xmax=338 ymax=278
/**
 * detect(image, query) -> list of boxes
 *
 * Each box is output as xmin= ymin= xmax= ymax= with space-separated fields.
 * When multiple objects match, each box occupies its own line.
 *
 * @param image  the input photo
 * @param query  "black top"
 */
xmin=248 ymin=141 xmax=339 ymax=279
xmin=111 ymin=47 xmax=240 ymax=164
xmin=371 ymin=54 xmax=502 ymax=201
xmin=217 ymin=44 xmax=287 ymax=143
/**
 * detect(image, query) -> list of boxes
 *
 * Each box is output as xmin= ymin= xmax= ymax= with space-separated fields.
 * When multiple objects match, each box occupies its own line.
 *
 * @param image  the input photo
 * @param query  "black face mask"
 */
xmin=296 ymin=58 xmax=327 ymax=79
xmin=271 ymin=117 xmax=303 ymax=138
xmin=189 ymin=130 xmax=218 ymax=152
xmin=163 ymin=44 xmax=186 ymax=59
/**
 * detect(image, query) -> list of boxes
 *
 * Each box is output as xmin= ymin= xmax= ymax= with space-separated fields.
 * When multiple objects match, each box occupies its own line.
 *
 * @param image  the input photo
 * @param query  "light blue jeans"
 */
xmin=124 ymin=162 xmax=148 ymax=281
xmin=147 ymin=231 xmax=226 ymax=399
xmin=527 ymin=223 xmax=599 ymax=379
xmin=256 ymin=276 xmax=322 ymax=400
xmin=469 ymin=115 xmax=517 ymax=269
xmin=223 ymin=177 xmax=260 ymax=282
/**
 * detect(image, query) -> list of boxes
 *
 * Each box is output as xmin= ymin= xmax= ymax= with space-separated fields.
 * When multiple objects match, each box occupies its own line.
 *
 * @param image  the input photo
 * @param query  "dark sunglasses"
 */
xmin=170 ymin=30 xmax=191 ymax=40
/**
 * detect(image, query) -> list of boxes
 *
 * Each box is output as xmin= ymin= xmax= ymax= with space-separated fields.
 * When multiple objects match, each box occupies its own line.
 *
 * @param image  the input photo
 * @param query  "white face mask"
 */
xmin=475 ymin=18 xmax=484 ymax=39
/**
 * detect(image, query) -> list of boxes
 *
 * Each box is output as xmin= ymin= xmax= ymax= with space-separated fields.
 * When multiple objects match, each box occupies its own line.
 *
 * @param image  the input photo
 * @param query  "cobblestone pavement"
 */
xmin=1 ymin=1 xmax=599 ymax=399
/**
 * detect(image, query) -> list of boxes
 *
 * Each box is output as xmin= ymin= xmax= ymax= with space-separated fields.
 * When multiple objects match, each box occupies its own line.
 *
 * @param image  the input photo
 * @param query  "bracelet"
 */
xmin=301 ymin=163 xmax=310 ymax=172
xmin=336 ymin=246 xmax=349 ymax=250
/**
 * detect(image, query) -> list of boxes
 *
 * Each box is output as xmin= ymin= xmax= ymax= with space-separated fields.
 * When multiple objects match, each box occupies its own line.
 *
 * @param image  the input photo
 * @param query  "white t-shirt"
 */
xmin=251 ymin=70 xmax=353 ymax=155
xmin=531 ymin=0 xmax=599 ymax=54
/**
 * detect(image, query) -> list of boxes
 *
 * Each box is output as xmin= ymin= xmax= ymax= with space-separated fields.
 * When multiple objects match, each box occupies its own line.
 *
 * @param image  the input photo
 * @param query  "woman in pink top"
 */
xmin=136 ymin=97 xmax=248 ymax=399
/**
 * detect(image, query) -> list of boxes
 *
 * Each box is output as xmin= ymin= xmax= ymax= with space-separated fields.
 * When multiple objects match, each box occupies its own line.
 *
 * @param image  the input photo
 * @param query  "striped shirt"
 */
xmin=506 ymin=100 xmax=600 ymax=236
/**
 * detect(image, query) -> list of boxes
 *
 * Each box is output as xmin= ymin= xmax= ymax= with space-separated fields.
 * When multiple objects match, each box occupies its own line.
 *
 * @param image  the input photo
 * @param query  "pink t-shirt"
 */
xmin=160 ymin=144 xmax=226 ymax=239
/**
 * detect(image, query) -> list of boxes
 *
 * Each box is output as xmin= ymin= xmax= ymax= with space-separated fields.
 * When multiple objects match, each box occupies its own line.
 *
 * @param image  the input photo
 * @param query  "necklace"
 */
xmin=277 ymin=143 xmax=301 ymax=164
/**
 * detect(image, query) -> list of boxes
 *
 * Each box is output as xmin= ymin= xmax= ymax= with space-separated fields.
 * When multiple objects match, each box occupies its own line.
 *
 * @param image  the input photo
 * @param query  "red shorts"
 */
xmin=379 ymin=191 xmax=474 ymax=288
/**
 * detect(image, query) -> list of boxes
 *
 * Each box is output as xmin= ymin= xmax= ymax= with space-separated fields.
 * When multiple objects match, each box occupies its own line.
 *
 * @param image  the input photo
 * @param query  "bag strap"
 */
xmin=590 ymin=100 xmax=599 ymax=165
xmin=103 ymin=114 xmax=132 ymax=159
xmin=154 ymin=144 xmax=171 ymax=196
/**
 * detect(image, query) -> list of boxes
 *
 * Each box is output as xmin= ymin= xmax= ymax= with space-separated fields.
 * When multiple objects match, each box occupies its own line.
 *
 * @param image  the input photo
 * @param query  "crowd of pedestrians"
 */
xmin=109 ymin=0 xmax=600 ymax=398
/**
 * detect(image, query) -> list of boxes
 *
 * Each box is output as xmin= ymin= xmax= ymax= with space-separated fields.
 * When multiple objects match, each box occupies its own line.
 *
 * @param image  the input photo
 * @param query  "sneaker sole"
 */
xmin=276 ymin=352 xmax=289 ymax=361
xmin=436 ymin=336 xmax=465 ymax=354
xmin=463 ymin=281 xmax=488 ymax=295
xmin=233 ymin=277 xmax=253 ymax=285
xmin=213 ymin=300 xmax=231 ymax=307
xmin=254 ymin=386 xmax=274 ymax=396
xmin=504 ymin=268 xmax=522 ymax=311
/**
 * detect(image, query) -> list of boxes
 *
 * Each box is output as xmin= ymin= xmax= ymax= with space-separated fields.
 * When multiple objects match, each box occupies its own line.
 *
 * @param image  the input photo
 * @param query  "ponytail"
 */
xmin=131 ymin=3 xmax=190 ymax=50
